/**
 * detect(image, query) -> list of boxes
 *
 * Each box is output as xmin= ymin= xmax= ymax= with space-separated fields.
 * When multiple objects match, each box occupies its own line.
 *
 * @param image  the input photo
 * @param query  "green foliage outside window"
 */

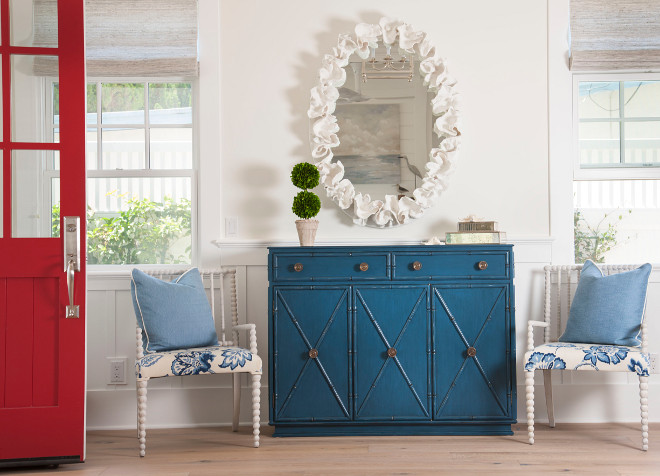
xmin=52 ymin=196 xmax=192 ymax=265
xmin=574 ymin=209 xmax=631 ymax=263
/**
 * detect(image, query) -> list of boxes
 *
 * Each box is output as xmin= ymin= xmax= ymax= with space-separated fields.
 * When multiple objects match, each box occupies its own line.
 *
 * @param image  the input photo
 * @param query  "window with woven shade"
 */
xmin=32 ymin=0 xmax=199 ymax=78
xmin=31 ymin=0 xmax=200 ymax=265
xmin=570 ymin=0 xmax=660 ymax=71
xmin=571 ymin=2 xmax=660 ymax=264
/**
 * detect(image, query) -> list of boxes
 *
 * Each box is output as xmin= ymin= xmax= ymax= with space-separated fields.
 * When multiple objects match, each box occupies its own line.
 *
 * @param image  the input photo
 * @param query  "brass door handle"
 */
xmin=387 ymin=348 xmax=397 ymax=358
xmin=359 ymin=262 xmax=369 ymax=272
xmin=412 ymin=261 xmax=422 ymax=271
xmin=467 ymin=347 xmax=477 ymax=357
xmin=308 ymin=349 xmax=318 ymax=359
xmin=478 ymin=261 xmax=488 ymax=270
xmin=294 ymin=263 xmax=303 ymax=272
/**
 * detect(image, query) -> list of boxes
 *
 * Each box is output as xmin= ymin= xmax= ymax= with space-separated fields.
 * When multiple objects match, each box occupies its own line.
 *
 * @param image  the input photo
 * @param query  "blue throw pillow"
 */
xmin=559 ymin=260 xmax=652 ymax=347
xmin=130 ymin=268 xmax=219 ymax=352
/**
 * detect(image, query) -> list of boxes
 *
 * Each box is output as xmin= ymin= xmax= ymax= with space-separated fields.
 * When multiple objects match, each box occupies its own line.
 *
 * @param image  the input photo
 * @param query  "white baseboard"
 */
xmin=86 ymin=380 xmax=659 ymax=430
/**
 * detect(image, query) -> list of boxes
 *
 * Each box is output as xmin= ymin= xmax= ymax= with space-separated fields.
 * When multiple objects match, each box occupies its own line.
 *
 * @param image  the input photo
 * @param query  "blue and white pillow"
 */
xmin=130 ymin=268 xmax=219 ymax=352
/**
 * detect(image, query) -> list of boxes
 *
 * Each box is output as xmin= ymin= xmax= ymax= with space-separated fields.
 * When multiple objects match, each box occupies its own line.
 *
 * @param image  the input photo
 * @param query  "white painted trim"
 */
xmin=213 ymin=236 xmax=555 ymax=248
xmin=547 ymin=0 xmax=575 ymax=264
xmin=86 ymin=380 xmax=660 ymax=430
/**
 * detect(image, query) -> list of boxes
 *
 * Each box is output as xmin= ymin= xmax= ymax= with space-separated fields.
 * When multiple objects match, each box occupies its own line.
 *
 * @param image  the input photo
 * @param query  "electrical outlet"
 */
xmin=108 ymin=358 xmax=127 ymax=384
xmin=649 ymin=353 xmax=658 ymax=374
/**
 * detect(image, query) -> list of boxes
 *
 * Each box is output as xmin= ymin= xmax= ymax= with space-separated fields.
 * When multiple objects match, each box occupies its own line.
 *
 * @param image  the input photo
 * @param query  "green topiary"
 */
xmin=291 ymin=162 xmax=320 ymax=190
xmin=291 ymin=162 xmax=321 ymax=219
xmin=292 ymin=191 xmax=321 ymax=219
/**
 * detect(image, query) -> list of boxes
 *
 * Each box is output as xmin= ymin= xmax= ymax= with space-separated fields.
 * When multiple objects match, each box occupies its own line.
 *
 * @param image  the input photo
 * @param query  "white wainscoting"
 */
xmin=86 ymin=238 xmax=660 ymax=430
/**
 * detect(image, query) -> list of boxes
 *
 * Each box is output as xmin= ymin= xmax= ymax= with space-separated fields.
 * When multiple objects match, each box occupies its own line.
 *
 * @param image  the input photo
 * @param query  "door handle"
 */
xmin=63 ymin=216 xmax=80 ymax=318
xmin=66 ymin=259 xmax=79 ymax=318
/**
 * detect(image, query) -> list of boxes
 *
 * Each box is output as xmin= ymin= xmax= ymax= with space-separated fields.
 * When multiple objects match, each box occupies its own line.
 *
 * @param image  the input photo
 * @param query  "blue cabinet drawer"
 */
xmin=392 ymin=251 xmax=509 ymax=280
xmin=271 ymin=252 xmax=390 ymax=281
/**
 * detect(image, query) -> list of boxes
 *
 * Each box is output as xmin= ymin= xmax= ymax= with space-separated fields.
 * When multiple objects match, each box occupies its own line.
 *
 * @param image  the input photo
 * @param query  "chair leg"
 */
xmin=232 ymin=373 xmax=241 ymax=432
xmin=526 ymin=370 xmax=535 ymax=444
xmin=251 ymin=373 xmax=261 ymax=448
xmin=543 ymin=369 xmax=555 ymax=428
xmin=640 ymin=375 xmax=649 ymax=451
xmin=137 ymin=379 xmax=148 ymax=457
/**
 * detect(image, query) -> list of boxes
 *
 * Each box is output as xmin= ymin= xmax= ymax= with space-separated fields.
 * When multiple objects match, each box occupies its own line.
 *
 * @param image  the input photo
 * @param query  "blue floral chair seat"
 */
xmin=524 ymin=342 xmax=649 ymax=376
xmin=136 ymin=345 xmax=263 ymax=380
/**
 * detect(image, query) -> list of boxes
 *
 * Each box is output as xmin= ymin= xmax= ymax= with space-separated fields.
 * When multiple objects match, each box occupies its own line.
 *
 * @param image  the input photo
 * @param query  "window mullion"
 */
xmin=145 ymin=82 xmax=150 ymax=169
xmin=619 ymin=81 xmax=625 ymax=165
xmin=97 ymin=81 xmax=102 ymax=169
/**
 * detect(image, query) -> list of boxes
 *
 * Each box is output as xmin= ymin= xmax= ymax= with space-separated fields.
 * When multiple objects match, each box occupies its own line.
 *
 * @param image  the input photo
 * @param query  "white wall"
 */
xmin=218 ymin=0 xmax=549 ymax=241
xmin=85 ymin=0 xmax=660 ymax=430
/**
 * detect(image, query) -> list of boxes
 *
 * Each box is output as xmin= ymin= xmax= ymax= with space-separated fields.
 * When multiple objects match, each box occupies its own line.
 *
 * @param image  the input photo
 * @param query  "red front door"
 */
xmin=0 ymin=0 xmax=86 ymax=465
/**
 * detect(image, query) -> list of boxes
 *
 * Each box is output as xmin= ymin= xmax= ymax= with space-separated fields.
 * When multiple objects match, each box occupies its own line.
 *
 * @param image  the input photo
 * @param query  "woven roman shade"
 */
xmin=33 ymin=0 xmax=198 ymax=78
xmin=570 ymin=0 xmax=660 ymax=71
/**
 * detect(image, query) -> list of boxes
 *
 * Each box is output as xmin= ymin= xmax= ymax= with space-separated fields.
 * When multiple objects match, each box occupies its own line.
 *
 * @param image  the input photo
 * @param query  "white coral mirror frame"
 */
xmin=308 ymin=18 xmax=461 ymax=227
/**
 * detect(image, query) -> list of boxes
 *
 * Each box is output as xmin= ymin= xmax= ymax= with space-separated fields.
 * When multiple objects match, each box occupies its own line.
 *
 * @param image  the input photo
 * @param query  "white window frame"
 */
xmin=46 ymin=77 xmax=199 ymax=267
xmin=573 ymin=72 xmax=660 ymax=181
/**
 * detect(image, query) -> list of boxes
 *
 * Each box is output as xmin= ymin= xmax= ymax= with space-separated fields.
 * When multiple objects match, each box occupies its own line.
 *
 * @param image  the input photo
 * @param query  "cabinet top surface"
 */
xmin=268 ymin=244 xmax=513 ymax=253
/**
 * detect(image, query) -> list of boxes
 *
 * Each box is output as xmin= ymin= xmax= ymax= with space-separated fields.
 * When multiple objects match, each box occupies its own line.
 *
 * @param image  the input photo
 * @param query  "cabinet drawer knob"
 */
xmin=308 ymin=349 xmax=318 ymax=359
xmin=412 ymin=261 xmax=422 ymax=271
xmin=478 ymin=261 xmax=488 ymax=270
xmin=294 ymin=263 xmax=303 ymax=272
xmin=467 ymin=347 xmax=477 ymax=357
xmin=387 ymin=348 xmax=397 ymax=358
xmin=359 ymin=262 xmax=369 ymax=272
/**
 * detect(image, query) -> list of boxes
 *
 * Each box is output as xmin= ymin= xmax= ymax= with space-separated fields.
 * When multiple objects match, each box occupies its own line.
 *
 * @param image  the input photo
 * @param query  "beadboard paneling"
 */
xmin=85 ymin=239 xmax=660 ymax=429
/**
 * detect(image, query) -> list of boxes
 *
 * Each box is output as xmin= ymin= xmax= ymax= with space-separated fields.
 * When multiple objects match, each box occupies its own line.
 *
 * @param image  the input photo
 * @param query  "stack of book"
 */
xmin=445 ymin=220 xmax=506 ymax=244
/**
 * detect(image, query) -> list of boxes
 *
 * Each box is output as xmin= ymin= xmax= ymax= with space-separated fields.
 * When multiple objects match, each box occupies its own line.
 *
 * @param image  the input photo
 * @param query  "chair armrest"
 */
xmin=232 ymin=324 xmax=258 ymax=354
xmin=527 ymin=321 xmax=549 ymax=352
xmin=136 ymin=327 xmax=144 ymax=359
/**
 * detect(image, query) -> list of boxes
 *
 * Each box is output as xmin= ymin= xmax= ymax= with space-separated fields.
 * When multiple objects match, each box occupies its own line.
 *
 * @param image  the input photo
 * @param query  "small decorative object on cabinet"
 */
xmin=291 ymin=162 xmax=321 ymax=246
xmin=268 ymin=245 xmax=516 ymax=436
xmin=446 ymin=216 xmax=506 ymax=244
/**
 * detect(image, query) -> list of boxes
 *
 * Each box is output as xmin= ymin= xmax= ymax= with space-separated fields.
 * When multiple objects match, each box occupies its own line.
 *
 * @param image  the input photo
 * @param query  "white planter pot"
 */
xmin=295 ymin=219 xmax=319 ymax=246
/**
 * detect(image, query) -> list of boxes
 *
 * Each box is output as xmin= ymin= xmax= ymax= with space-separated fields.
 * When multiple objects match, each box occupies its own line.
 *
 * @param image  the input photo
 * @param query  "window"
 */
xmin=574 ymin=76 xmax=660 ymax=264
xmin=51 ymin=80 xmax=196 ymax=265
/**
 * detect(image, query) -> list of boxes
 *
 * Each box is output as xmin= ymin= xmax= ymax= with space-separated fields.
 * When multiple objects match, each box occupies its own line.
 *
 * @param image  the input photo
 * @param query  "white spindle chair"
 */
xmin=134 ymin=268 xmax=261 ymax=456
xmin=524 ymin=264 xmax=652 ymax=451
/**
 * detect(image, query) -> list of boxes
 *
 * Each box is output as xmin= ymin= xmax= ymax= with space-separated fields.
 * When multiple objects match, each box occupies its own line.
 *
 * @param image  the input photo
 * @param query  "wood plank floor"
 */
xmin=3 ymin=424 xmax=660 ymax=475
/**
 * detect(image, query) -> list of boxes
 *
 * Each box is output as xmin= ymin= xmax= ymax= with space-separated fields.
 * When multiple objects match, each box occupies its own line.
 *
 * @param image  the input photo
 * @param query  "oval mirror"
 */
xmin=308 ymin=18 xmax=461 ymax=227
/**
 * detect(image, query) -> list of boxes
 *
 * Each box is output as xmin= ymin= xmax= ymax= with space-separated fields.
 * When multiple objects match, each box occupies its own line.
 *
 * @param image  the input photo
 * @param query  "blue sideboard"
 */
xmin=267 ymin=245 xmax=516 ymax=436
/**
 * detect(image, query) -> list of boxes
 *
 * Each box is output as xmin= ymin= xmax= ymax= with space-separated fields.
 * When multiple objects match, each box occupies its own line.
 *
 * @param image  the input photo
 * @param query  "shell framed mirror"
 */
xmin=308 ymin=18 xmax=462 ymax=227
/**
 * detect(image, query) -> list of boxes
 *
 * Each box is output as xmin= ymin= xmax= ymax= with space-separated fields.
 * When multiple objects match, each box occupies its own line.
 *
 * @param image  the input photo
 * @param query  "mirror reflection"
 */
xmin=334 ymin=45 xmax=433 ymax=201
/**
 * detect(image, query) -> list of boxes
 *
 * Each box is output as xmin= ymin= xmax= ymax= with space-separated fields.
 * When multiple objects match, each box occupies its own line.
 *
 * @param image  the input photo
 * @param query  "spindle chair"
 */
xmin=524 ymin=264 xmax=652 ymax=451
xmin=133 ymin=268 xmax=261 ymax=456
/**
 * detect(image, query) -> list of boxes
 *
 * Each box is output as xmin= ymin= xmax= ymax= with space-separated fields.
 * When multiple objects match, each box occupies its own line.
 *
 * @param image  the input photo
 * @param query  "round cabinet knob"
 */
xmin=412 ymin=261 xmax=422 ymax=271
xmin=359 ymin=262 xmax=369 ymax=272
xmin=387 ymin=348 xmax=397 ymax=358
xmin=478 ymin=261 xmax=488 ymax=270
xmin=294 ymin=263 xmax=303 ymax=272
xmin=308 ymin=349 xmax=318 ymax=359
xmin=467 ymin=347 xmax=477 ymax=357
